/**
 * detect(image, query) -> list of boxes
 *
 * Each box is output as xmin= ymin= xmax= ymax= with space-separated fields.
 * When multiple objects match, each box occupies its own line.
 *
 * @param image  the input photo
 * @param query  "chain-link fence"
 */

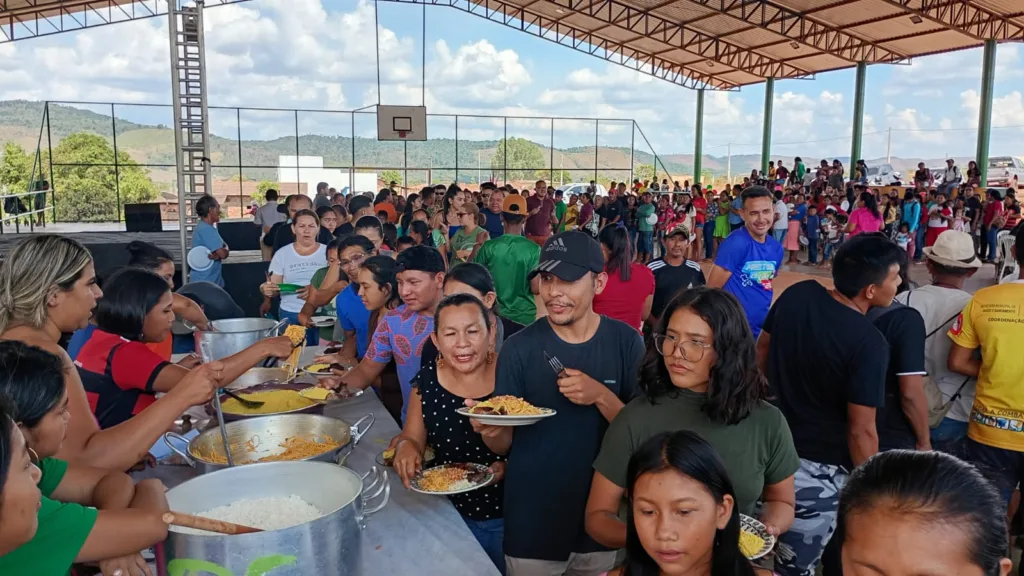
xmin=0 ymin=101 xmax=682 ymax=229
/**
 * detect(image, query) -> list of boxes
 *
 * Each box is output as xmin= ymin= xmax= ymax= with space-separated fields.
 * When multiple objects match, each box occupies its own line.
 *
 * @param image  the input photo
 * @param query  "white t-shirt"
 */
xmin=773 ymin=200 xmax=789 ymax=230
xmin=928 ymin=205 xmax=950 ymax=229
xmin=895 ymin=285 xmax=975 ymax=422
xmin=269 ymin=243 xmax=328 ymax=313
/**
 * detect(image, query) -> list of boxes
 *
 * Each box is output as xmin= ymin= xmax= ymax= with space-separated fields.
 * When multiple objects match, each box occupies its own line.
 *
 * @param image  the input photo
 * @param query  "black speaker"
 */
xmin=124 ymin=203 xmax=163 ymax=232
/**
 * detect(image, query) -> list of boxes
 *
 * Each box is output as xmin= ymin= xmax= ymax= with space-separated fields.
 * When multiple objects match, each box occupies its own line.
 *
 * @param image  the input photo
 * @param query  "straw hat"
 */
xmin=923 ymin=230 xmax=982 ymax=269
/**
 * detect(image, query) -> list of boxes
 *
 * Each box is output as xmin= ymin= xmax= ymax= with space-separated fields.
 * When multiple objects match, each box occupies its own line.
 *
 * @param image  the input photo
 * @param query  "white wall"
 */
xmin=277 ymin=156 xmax=377 ymax=195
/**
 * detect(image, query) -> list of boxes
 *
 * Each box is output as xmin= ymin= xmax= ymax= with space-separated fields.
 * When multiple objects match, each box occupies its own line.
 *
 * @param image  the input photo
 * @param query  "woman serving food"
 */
xmin=0 ymin=235 xmax=288 ymax=471
xmin=0 ymin=341 xmax=170 ymax=576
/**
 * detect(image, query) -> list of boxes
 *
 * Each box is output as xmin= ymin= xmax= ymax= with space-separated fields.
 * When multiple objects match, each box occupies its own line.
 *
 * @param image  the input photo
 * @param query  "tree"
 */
xmin=379 ymin=170 xmax=402 ymax=187
xmin=536 ymin=169 xmax=573 ymax=185
xmin=634 ymin=164 xmax=655 ymax=182
xmin=47 ymin=133 xmax=159 ymax=222
xmin=0 ymin=142 xmax=31 ymax=196
xmin=253 ymin=179 xmax=279 ymax=204
xmin=490 ymin=137 xmax=545 ymax=181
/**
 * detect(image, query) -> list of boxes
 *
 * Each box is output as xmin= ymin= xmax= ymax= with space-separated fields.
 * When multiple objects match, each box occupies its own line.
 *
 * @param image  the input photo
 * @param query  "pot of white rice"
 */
xmin=158 ymin=460 xmax=389 ymax=575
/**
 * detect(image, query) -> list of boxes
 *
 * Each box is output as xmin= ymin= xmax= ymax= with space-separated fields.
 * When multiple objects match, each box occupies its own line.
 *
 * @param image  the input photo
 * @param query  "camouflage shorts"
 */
xmin=774 ymin=459 xmax=849 ymax=576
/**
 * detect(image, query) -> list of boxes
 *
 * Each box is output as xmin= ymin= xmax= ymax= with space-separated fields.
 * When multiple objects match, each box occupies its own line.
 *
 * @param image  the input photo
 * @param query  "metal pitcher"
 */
xmin=194 ymin=318 xmax=287 ymax=362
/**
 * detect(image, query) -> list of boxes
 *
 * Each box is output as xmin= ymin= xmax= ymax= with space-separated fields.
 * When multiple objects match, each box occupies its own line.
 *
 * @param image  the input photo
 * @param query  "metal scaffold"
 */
xmin=169 ymin=0 xmax=212 ymax=280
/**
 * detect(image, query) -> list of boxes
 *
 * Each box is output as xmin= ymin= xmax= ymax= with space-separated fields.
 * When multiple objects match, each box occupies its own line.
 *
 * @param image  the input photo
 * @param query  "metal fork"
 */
xmin=544 ymin=351 xmax=565 ymax=376
xmin=773 ymin=541 xmax=796 ymax=563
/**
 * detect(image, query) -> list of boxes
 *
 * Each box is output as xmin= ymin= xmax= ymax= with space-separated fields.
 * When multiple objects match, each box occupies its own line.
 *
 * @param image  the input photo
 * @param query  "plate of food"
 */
xmin=302 ymin=362 xmax=339 ymax=376
xmin=311 ymin=316 xmax=335 ymax=328
xmin=375 ymin=445 xmax=436 ymax=467
xmin=455 ymin=395 xmax=556 ymax=426
xmin=409 ymin=463 xmax=493 ymax=496
xmin=739 ymin=514 xmax=774 ymax=560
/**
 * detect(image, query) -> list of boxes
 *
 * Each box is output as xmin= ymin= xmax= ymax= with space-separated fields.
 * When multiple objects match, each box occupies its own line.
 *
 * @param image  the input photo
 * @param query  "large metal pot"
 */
xmin=158 ymin=461 xmax=389 ymax=576
xmin=222 ymin=367 xmax=291 ymax=391
xmin=163 ymin=413 xmax=374 ymax=475
xmin=195 ymin=318 xmax=286 ymax=362
xmin=208 ymin=382 xmax=326 ymax=422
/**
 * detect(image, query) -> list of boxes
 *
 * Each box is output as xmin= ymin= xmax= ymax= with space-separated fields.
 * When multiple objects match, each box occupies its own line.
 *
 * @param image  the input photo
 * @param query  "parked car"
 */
xmin=556 ymin=182 xmax=609 ymax=197
xmin=986 ymin=156 xmax=1024 ymax=190
xmin=863 ymin=163 xmax=902 ymax=186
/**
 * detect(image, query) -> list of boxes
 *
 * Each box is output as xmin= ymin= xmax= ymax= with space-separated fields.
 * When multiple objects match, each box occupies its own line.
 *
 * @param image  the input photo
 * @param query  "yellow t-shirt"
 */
xmin=948 ymin=282 xmax=1024 ymax=450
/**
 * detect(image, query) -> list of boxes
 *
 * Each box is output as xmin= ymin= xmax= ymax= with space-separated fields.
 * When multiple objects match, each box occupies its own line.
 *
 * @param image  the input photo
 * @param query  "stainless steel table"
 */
xmin=142 ymin=350 xmax=500 ymax=575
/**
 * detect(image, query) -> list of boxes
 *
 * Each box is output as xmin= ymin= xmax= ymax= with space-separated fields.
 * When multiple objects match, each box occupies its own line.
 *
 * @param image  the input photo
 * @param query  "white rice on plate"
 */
xmin=171 ymin=495 xmax=324 ymax=535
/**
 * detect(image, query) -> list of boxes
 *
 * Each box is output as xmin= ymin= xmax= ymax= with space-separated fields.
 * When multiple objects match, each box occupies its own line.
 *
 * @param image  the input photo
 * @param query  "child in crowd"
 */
xmin=804 ymin=205 xmax=821 ymax=264
xmin=896 ymin=222 xmax=912 ymax=254
xmin=820 ymin=207 xmax=842 ymax=268
xmin=952 ymin=206 xmax=969 ymax=233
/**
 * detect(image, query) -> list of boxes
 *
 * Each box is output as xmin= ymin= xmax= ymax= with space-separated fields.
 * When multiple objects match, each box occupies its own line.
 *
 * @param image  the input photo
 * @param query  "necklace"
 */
xmin=829 ymin=289 xmax=867 ymax=314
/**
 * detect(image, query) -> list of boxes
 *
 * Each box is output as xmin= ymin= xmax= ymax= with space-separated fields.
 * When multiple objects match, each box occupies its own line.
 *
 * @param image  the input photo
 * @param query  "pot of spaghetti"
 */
xmin=161 ymin=413 xmax=374 ymax=475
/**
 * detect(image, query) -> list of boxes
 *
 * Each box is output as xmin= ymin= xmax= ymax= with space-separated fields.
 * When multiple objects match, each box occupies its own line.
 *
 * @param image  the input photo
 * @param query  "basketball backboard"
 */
xmin=377 ymin=105 xmax=427 ymax=141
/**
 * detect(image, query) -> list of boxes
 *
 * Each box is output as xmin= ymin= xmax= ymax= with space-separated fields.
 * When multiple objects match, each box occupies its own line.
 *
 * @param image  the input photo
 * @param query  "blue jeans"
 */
xmin=913 ymin=226 xmax=926 ymax=260
xmin=278 ymin=309 xmax=320 ymax=346
xmin=967 ymin=438 xmax=1024 ymax=507
xmin=463 ymin=517 xmax=505 ymax=575
xmin=636 ymin=230 xmax=653 ymax=256
xmin=806 ymin=237 xmax=818 ymax=264
xmin=704 ymin=222 xmax=716 ymax=259
xmin=823 ymin=240 xmax=837 ymax=262
xmin=772 ymin=228 xmax=786 ymax=244
xmin=987 ymin=225 xmax=1001 ymax=261
xmin=931 ymin=418 xmax=968 ymax=460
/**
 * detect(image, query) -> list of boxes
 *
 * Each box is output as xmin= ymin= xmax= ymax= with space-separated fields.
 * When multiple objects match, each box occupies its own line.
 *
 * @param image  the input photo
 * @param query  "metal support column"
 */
xmin=976 ymin=39 xmax=997 ymax=186
xmin=850 ymin=62 xmax=867 ymax=171
xmin=694 ymin=89 xmax=704 ymax=186
xmin=628 ymin=123 xmax=635 ymax=186
xmin=761 ymin=78 xmax=774 ymax=176
xmin=594 ymin=120 xmax=599 ymax=185
xmin=169 ymin=0 xmax=212 ymax=281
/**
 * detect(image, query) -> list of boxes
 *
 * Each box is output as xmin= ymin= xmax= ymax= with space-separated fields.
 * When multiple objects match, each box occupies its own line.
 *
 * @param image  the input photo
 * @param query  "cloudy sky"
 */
xmin=1 ymin=0 xmax=1022 ymax=162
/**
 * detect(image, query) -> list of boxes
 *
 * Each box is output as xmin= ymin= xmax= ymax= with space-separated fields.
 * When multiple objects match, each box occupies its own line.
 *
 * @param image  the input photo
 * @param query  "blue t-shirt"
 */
xmin=728 ymin=197 xmax=743 ymax=225
xmin=805 ymin=214 xmax=820 ymax=238
xmin=67 ymin=323 xmax=97 ymax=361
xmin=790 ymin=204 xmax=807 ymax=221
xmin=190 ymin=221 xmax=225 ymax=286
xmin=713 ymin=227 xmax=783 ymax=338
xmin=482 ymin=209 xmax=504 ymax=239
xmin=336 ymin=283 xmax=371 ymax=358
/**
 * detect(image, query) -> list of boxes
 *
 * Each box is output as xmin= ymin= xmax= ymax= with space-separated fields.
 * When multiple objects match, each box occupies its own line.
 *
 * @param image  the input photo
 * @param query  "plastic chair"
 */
xmin=996 ymin=231 xmax=1019 ymax=284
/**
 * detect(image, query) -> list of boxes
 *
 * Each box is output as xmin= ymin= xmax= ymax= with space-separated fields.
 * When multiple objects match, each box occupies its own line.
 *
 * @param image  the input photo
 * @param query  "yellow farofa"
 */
xmin=739 ymin=529 xmax=765 ymax=557
xmin=468 ymin=395 xmax=545 ymax=416
xmin=197 ymin=435 xmax=340 ymax=465
xmin=220 ymin=390 xmax=315 ymax=415
xmin=418 ymin=467 xmax=471 ymax=492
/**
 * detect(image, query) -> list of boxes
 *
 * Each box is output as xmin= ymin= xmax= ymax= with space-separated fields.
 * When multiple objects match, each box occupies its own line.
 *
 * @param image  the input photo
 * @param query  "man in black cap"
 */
xmin=471 ymin=231 xmax=644 ymax=576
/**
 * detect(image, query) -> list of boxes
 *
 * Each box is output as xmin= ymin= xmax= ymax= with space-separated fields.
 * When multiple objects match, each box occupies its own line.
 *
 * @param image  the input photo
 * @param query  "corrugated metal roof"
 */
xmin=3 ymin=0 xmax=1023 ymax=90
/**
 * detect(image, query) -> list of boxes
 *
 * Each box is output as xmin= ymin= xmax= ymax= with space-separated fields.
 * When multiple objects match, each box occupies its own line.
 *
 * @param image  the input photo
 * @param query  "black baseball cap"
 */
xmin=528 ymin=231 xmax=605 ymax=283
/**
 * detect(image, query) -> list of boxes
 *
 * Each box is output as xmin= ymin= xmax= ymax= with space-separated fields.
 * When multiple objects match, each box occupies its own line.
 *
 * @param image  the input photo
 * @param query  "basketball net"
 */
xmin=398 ymin=131 xmax=407 ymax=139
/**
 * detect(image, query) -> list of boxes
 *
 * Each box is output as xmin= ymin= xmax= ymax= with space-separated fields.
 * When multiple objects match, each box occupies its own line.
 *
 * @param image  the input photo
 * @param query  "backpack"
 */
xmin=870 ymin=294 xmax=969 ymax=428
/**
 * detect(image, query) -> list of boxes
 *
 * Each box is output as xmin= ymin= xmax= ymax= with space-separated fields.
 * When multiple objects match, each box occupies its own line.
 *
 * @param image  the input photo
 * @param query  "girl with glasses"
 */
xmin=585 ymin=287 xmax=799 ymax=554
xmin=448 ymin=202 xmax=490 ymax=266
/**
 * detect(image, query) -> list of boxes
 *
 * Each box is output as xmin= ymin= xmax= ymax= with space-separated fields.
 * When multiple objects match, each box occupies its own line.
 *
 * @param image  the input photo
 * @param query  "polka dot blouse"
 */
xmin=414 ymin=359 xmax=505 ymax=522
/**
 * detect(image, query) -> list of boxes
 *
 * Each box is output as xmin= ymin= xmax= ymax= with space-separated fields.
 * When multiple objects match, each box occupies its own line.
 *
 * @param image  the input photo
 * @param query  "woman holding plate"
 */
xmin=586 ymin=287 xmax=799 ymax=550
xmin=393 ymin=293 xmax=506 ymax=575
xmin=260 ymin=209 xmax=328 ymax=346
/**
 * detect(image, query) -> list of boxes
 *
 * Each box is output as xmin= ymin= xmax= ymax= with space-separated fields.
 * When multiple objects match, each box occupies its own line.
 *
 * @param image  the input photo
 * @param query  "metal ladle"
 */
xmin=200 ymin=340 xmax=234 ymax=467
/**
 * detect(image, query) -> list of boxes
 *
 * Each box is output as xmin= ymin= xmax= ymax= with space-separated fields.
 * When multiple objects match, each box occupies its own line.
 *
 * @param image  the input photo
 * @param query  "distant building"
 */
xmin=277 ymin=156 xmax=377 ymax=196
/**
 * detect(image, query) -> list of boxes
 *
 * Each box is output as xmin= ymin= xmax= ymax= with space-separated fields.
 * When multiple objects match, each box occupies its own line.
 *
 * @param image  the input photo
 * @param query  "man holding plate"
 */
xmin=469 ymin=231 xmax=644 ymax=576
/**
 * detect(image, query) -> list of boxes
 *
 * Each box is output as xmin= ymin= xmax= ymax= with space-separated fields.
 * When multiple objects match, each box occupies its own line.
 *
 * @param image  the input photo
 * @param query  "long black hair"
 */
xmin=359 ymin=256 xmax=401 ymax=310
xmin=0 ymin=393 xmax=15 ymax=494
xmin=641 ymin=287 xmax=767 ymax=425
xmin=0 ymin=341 xmax=65 ymax=428
xmin=859 ymin=191 xmax=880 ymax=219
xmin=839 ymin=450 xmax=1008 ymax=576
xmin=599 ymin=224 xmax=633 ymax=281
xmin=126 ymin=241 xmax=173 ymax=271
xmin=623 ymin=430 xmax=755 ymax=576
xmin=401 ymin=193 xmax=420 ymax=231
xmin=93 ymin=268 xmax=172 ymax=341
xmin=409 ymin=220 xmax=433 ymax=247
xmin=444 ymin=263 xmax=500 ymax=315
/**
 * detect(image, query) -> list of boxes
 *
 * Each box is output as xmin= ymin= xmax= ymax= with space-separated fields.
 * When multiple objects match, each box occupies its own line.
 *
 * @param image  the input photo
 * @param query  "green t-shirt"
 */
xmin=593 ymin=389 xmax=799 ymax=515
xmin=0 ymin=458 xmax=98 ymax=576
xmin=555 ymin=200 xmax=568 ymax=233
xmin=636 ymin=203 xmax=656 ymax=232
xmin=310 ymin=267 xmax=339 ymax=341
xmin=474 ymin=234 xmax=540 ymax=326
xmin=450 ymin=226 xmax=489 ymax=266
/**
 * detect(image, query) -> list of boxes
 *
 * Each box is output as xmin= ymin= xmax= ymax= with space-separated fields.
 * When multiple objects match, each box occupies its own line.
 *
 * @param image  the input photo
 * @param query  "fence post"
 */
xmin=112 ymin=103 xmax=122 ymax=223
xmin=549 ymin=118 xmax=554 ymax=184
xmin=47 ymin=103 xmax=55 ymax=224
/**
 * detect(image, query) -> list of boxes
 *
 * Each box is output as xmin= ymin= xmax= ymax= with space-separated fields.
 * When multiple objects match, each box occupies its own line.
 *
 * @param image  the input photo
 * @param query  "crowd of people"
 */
xmin=0 ymin=167 xmax=1022 ymax=576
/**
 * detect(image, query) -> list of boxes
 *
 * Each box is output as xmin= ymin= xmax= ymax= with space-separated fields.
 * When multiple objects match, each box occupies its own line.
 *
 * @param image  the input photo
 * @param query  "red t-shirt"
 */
xmin=691 ymin=196 xmax=708 ymax=225
xmin=75 ymin=329 xmax=171 ymax=429
xmin=594 ymin=262 xmax=656 ymax=331
xmin=525 ymin=195 xmax=556 ymax=237
xmin=984 ymin=200 xmax=1004 ymax=227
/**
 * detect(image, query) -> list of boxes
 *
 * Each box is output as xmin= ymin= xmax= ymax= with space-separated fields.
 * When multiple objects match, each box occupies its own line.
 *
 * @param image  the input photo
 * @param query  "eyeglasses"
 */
xmin=653 ymin=334 xmax=712 ymax=362
xmin=340 ymin=253 xmax=367 ymax=268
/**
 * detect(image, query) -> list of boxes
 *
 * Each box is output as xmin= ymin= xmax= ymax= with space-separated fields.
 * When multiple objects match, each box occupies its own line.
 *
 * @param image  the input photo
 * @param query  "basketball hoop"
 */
xmin=398 ymin=131 xmax=407 ymax=139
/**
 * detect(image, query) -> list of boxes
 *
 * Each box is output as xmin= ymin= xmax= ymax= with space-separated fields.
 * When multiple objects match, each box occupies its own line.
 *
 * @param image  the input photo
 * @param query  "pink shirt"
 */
xmin=847 ymin=207 xmax=883 ymax=237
